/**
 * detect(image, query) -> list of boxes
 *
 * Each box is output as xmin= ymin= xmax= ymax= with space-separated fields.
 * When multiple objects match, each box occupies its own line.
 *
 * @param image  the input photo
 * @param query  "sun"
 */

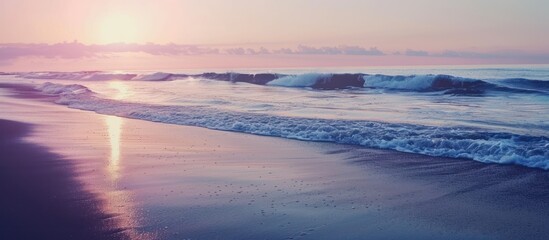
xmin=95 ymin=12 xmax=141 ymax=44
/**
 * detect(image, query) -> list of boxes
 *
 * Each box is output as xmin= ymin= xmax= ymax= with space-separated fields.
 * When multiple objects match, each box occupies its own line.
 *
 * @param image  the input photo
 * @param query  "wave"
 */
xmin=17 ymin=71 xmax=549 ymax=95
xmin=18 ymin=72 xmax=180 ymax=81
xmin=36 ymin=82 xmax=92 ymax=95
xmin=363 ymin=74 xmax=493 ymax=95
xmin=498 ymin=78 xmax=549 ymax=92
xmin=267 ymin=73 xmax=330 ymax=87
xmin=132 ymin=72 xmax=174 ymax=81
xmin=35 ymin=82 xmax=549 ymax=170
xmin=19 ymin=71 xmax=102 ymax=80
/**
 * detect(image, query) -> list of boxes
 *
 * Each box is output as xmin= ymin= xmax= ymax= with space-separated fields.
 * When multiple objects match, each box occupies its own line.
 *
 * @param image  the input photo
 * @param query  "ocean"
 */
xmin=2 ymin=65 xmax=548 ymax=169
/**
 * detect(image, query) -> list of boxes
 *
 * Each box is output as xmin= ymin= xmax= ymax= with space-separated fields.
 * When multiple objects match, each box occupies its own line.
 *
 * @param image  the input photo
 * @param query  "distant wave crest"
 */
xmin=19 ymin=71 xmax=549 ymax=95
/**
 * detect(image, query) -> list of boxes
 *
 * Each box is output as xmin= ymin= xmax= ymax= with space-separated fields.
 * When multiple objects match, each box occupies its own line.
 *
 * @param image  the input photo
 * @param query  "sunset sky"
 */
xmin=1 ymin=0 xmax=548 ymax=71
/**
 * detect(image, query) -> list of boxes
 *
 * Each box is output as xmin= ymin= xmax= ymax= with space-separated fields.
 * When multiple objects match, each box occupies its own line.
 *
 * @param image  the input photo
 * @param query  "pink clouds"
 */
xmin=1 ymin=42 xmax=548 ymax=70
xmin=0 ymin=42 xmax=388 ymax=62
xmin=0 ymin=42 xmax=219 ymax=62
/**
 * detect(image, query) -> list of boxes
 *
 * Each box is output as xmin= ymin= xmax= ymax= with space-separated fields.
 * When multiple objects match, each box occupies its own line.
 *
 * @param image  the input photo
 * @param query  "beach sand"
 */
xmin=1 ymin=84 xmax=549 ymax=240
xmin=0 ymin=120 xmax=127 ymax=239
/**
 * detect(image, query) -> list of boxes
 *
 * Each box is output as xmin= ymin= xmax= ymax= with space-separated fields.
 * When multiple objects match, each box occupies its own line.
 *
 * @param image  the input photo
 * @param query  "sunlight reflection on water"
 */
xmin=106 ymin=115 xmax=122 ymax=180
xmin=109 ymin=81 xmax=130 ymax=100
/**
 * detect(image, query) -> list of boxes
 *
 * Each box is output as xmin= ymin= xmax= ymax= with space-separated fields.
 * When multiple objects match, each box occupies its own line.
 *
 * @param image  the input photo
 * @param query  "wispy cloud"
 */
xmin=222 ymin=45 xmax=384 ymax=56
xmin=0 ymin=42 xmax=95 ymax=61
xmin=278 ymin=45 xmax=384 ymax=56
xmin=404 ymin=49 xmax=549 ymax=62
xmin=1 ymin=42 xmax=548 ymax=65
xmin=0 ymin=42 xmax=218 ymax=62
xmin=404 ymin=49 xmax=429 ymax=57
xmin=224 ymin=47 xmax=270 ymax=55
xmin=0 ymin=42 xmax=386 ymax=62
xmin=97 ymin=43 xmax=220 ymax=55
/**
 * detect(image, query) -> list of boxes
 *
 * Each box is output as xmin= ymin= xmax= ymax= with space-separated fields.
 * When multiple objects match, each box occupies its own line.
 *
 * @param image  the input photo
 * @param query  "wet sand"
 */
xmin=0 ymin=119 xmax=127 ymax=240
xmin=1 ymin=83 xmax=549 ymax=240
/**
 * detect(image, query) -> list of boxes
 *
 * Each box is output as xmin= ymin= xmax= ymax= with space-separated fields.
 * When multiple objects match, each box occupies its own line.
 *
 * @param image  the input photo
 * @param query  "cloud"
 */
xmin=340 ymin=46 xmax=384 ymax=55
xmin=431 ymin=50 xmax=491 ymax=58
xmin=399 ymin=48 xmax=549 ymax=62
xmin=1 ymin=42 xmax=548 ymax=65
xmin=0 ymin=42 xmax=220 ymax=63
xmin=290 ymin=45 xmax=384 ymax=55
xmin=405 ymin=49 xmax=429 ymax=56
xmin=224 ymin=47 xmax=269 ymax=55
xmin=431 ymin=50 xmax=549 ymax=62
xmin=95 ymin=43 xmax=220 ymax=55
xmin=0 ymin=42 xmax=387 ymax=64
xmin=0 ymin=42 xmax=95 ymax=60
xmin=273 ymin=48 xmax=294 ymax=54
xmin=222 ymin=45 xmax=384 ymax=56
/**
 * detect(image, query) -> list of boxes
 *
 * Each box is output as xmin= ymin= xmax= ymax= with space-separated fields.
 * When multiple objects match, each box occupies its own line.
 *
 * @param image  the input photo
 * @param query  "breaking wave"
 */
xmin=17 ymin=71 xmax=549 ymax=95
xmin=34 ymin=82 xmax=549 ymax=170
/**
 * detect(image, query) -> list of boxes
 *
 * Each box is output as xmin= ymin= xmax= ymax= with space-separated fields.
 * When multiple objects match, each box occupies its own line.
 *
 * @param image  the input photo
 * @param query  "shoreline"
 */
xmin=1 ymin=83 xmax=549 ymax=239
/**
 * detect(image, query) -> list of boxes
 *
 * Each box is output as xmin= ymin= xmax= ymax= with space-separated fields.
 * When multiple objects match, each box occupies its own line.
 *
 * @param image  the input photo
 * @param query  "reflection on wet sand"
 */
xmin=106 ymin=81 xmax=127 ymax=181
xmin=102 ymin=83 xmax=153 ymax=239
xmin=103 ymin=114 xmax=153 ymax=239
xmin=106 ymin=115 xmax=122 ymax=180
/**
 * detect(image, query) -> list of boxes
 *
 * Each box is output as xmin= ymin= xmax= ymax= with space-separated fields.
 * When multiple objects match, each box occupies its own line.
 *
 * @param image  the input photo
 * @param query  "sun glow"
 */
xmin=96 ymin=12 xmax=142 ymax=44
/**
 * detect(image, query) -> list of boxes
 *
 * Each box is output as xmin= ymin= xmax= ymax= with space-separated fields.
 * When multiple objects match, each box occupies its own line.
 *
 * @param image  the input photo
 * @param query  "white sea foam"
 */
xmin=363 ymin=75 xmax=436 ymax=90
xmin=133 ymin=72 xmax=173 ymax=81
xmin=35 ymin=82 xmax=549 ymax=170
xmin=36 ymin=82 xmax=92 ymax=95
xmin=267 ymin=73 xmax=331 ymax=87
xmin=80 ymin=73 xmax=136 ymax=81
xmin=362 ymin=74 xmax=477 ymax=90
xmin=20 ymin=72 xmax=96 ymax=80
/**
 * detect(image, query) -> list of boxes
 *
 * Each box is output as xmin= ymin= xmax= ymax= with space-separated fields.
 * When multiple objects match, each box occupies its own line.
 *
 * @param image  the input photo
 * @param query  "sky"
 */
xmin=1 ymin=0 xmax=548 ymax=71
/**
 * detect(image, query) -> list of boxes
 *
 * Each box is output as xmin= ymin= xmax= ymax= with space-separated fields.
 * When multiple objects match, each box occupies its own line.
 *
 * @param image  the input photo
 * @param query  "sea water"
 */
xmin=2 ymin=65 xmax=548 ymax=169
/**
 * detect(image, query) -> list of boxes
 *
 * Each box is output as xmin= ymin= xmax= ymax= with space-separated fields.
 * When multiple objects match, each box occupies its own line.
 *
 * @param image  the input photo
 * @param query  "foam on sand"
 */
xmin=35 ymin=82 xmax=549 ymax=170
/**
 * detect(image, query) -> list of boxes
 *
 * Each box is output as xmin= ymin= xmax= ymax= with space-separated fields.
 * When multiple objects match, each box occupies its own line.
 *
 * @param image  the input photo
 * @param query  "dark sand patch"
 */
xmin=0 ymin=119 xmax=127 ymax=240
